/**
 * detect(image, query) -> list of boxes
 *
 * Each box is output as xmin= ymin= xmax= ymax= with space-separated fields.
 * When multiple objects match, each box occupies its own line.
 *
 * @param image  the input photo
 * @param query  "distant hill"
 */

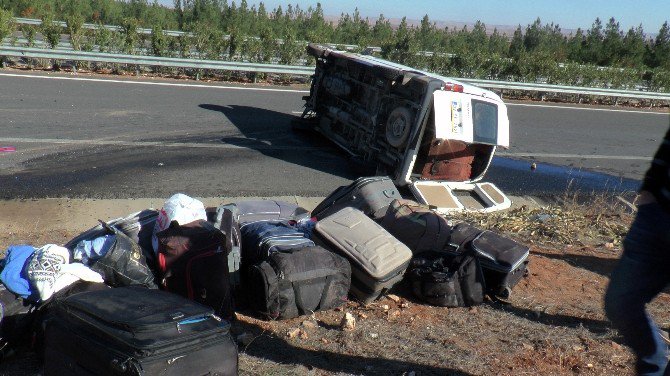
xmin=324 ymin=15 xmax=582 ymax=37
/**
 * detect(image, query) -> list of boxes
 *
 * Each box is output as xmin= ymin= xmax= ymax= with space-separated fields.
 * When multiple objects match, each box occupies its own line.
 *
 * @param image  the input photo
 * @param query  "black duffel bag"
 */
xmin=248 ymin=246 xmax=351 ymax=320
xmin=408 ymin=251 xmax=485 ymax=307
xmin=87 ymin=222 xmax=157 ymax=289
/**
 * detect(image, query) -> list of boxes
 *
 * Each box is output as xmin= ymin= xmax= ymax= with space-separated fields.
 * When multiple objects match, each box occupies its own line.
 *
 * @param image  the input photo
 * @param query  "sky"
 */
xmin=161 ymin=0 xmax=670 ymax=34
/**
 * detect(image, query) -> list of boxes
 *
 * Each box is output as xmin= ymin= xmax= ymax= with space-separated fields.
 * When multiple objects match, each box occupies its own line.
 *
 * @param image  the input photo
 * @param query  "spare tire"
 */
xmin=385 ymin=106 xmax=413 ymax=148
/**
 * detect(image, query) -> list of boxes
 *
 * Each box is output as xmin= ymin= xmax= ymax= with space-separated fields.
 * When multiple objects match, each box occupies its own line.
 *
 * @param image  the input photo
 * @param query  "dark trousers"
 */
xmin=605 ymin=202 xmax=670 ymax=375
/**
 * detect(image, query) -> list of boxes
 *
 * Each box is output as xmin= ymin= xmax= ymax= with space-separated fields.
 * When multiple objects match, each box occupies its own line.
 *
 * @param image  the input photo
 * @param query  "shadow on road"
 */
xmin=199 ymin=104 xmax=359 ymax=180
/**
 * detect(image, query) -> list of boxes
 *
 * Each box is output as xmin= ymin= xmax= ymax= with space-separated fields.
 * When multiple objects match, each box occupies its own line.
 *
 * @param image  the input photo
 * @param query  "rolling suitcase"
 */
xmin=43 ymin=286 xmax=237 ymax=376
xmin=248 ymin=246 xmax=351 ymax=320
xmin=444 ymin=222 xmax=529 ymax=298
xmin=314 ymin=207 xmax=412 ymax=303
xmin=214 ymin=200 xmax=309 ymax=225
xmin=311 ymin=176 xmax=402 ymax=220
xmin=470 ymin=231 xmax=529 ymax=298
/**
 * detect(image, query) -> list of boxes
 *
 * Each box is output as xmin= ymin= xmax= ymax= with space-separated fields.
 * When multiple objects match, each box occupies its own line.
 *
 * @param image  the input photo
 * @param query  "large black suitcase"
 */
xmin=248 ymin=246 xmax=351 ymax=320
xmin=43 ymin=286 xmax=237 ymax=376
xmin=445 ymin=222 xmax=529 ymax=298
xmin=470 ymin=231 xmax=529 ymax=298
xmin=311 ymin=176 xmax=402 ymax=220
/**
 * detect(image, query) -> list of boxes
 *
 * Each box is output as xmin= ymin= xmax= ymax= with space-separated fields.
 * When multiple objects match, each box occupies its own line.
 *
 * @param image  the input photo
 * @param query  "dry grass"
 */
xmin=451 ymin=192 xmax=634 ymax=247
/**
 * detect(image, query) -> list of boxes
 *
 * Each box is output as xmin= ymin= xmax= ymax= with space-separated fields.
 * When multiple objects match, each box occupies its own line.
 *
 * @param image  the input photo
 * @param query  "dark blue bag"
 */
xmin=241 ymin=221 xmax=315 ymax=266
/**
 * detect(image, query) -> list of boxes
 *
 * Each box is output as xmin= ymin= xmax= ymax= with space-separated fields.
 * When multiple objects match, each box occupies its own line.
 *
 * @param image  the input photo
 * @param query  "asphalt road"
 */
xmin=0 ymin=70 xmax=668 ymax=199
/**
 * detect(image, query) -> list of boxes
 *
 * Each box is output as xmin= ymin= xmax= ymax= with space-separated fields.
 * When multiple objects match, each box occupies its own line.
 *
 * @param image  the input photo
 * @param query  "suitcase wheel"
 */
xmin=496 ymin=287 xmax=512 ymax=300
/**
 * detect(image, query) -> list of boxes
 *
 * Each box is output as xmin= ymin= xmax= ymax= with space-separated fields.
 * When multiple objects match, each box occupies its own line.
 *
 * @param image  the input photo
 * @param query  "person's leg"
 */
xmin=605 ymin=204 xmax=670 ymax=376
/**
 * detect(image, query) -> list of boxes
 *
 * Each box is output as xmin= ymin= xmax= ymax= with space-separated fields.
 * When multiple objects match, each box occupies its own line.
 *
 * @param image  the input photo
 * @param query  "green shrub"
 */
xmin=0 ymin=8 xmax=15 ymax=44
xmin=65 ymin=12 xmax=85 ymax=50
xmin=40 ymin=13 xmax=63 ymax=49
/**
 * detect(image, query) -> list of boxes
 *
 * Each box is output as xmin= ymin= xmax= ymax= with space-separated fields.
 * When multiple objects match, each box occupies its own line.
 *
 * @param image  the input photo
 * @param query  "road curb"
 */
xmin=0 ymin=195 xmax=544 ymax=235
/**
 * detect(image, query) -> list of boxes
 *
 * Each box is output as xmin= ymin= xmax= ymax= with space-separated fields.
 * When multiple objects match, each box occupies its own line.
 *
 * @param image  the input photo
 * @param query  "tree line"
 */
xmin=0 ymin=0 xmax=669 ymax=90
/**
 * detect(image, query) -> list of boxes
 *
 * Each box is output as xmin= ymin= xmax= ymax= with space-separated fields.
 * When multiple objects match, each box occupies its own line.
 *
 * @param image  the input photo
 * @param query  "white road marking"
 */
xmin=498 ymin=152 xmax=651 ymax=161
xmin=1 ymin=72 xmax=664 ymax=116
xmin=0 ymin=137 xmax=324 ymax=151
xmin=507 ymin=102 xmax=669 ymax=115
xmin=0 ymin=72 xmax=310 ymax=93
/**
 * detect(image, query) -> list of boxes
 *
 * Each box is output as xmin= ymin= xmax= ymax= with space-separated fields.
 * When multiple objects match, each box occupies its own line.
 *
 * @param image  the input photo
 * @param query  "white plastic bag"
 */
xmin=152 ymin=193 xmax=207 ymax=253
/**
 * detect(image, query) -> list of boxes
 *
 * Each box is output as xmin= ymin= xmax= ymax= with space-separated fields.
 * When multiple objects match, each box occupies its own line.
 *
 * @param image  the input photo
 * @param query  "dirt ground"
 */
xmin=0 ymin=196 xmax=663 ymax=375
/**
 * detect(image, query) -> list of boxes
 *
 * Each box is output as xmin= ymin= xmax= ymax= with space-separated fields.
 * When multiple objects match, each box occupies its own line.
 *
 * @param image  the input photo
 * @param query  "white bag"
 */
xmin=151 ymin=193 xmax=207 ymax=253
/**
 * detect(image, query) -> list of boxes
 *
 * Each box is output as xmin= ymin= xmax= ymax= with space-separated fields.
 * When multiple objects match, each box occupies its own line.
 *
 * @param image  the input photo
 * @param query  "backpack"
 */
xmin=156 ymin=219 xmax=234 ymax=321
xmin=408 ymin=251 xmax=485 ymax=307
xmin=380 ymin=199 xmax=452 ymax=254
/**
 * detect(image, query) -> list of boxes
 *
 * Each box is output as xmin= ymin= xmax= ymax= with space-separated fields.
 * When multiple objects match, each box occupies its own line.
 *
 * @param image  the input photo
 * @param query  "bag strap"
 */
xmin=257 ymin=262 xmax=280 ymax=318
xmin=317 ymin=275 xmax=334 ymax=311
xmin=219 ymin=208 xmax=236 ymax=255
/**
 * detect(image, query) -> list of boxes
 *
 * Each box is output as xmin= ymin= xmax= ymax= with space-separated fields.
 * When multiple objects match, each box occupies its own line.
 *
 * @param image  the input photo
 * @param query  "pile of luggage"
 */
xmin=0 ymin=176 xmax=530 ymax=375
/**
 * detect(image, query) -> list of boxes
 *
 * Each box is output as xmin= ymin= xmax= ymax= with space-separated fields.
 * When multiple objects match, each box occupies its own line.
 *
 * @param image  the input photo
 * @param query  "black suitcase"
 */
xmin=470 ymin=231 xmax=529 ymax=298
xmin=311 ymin=176 xmax=402 ymax=220
xmin=248 ymin=246 xmax=351 ymax=320
xmin=43 ymin=286 xmax=237 ymax=376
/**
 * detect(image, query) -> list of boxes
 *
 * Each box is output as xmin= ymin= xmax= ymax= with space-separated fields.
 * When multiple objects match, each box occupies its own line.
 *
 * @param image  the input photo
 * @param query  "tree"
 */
xmin=620 ymin=25 xmax=647 ymax=68
xmin=0 ymin=8 xmax=15 ymax=45
xmin=583 ymin=18 xmax=604 ymax=64
xmin=524 ymin=18 xmax=543 ymax=52
xmin=488 ymin=28 xmax=508 ymax=56
xmin=150 ymin=23 xmax=168 ymax=56
xmin=120 ymin=17 xmax=139 ymax=54
xmin=372 ymin=14 xmax=393 ymax=46
xmin=40 ymin=13 xmax=63 ymax=49
xmin=601 ymin=17 xmax=623 ymax=66
xmin=65 ymin=11 xmax=86 ymax=50
xmin=650 ymin=21 xmax=670 ymax=69
xmin=566 ymin=28 xmax=584 ymax=62
xmin=508 ymin=26 xmax=525 ymax=59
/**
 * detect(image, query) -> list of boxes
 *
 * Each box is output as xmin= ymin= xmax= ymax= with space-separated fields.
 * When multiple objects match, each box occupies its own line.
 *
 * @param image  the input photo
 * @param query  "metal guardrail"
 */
xmin=0 ymin=46 xmax=315 ymax=75
xmin=14 ymin=17 xmax=188 ymax=37
xmin=0 ymin=45 xmax=669 ymax=101
xmin=13 ymin=17 xmax=363 ymax=50
xmin=460 ymin=78 xmax=670 ymax=101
